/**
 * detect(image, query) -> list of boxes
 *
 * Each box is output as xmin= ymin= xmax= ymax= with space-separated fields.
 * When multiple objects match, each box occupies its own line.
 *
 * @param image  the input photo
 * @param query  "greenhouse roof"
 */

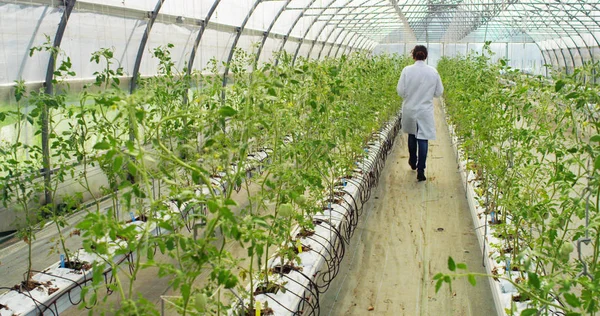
xmin=1 ymin=0 xmax=600 ymax=88
xmin=6 ymin=0 xmax=600 ymax=45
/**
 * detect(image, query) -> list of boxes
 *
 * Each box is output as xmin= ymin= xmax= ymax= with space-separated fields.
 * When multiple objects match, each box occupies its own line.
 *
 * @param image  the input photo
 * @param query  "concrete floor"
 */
xmin=319 ymin=100 xmax=497 ymax=316
xmin=2 ymin=100 xmax=497 ymax=315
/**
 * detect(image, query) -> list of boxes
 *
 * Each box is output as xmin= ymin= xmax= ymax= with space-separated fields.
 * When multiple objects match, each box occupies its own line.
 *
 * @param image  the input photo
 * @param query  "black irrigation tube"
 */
xmin=6 ymin=250 xmax=136 ymax=315
xmin=299 ymin=235 xmax=342 ymax=294
xmin=277 ymin=114 xmax=402 ymax=314
xmin=233 ymin=113 xmax=402 ymax=314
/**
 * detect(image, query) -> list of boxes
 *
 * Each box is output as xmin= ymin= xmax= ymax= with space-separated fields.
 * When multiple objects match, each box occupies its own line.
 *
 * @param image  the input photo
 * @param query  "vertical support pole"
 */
xmin=255 ymin=0 xmax=292 ymax=65
xmin=130 ymin=0 xmax=165 ymax=94
xmin=184 ymin=0 xmax=221 ymax=104
xmin=42 ymin=0 xmax=76 ymax=205
xmin=186 ymin=1 xmax=221 ymax=77
xmin=274 ymin=0 xmax=317 ymax=66
xmin=222 ymin=0 xmax=263 ymax=94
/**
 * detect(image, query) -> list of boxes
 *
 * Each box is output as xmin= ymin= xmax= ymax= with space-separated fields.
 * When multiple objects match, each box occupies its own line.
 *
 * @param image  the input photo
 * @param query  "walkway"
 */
xmin=319 ymin=100 xmax=497 ymax=315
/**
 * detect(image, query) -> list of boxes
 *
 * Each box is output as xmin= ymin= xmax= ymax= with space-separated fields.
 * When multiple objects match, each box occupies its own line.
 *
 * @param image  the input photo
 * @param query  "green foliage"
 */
xmin=437 ymin=49 xmax=600 ymax=315
xmin=2 ymin=41 xmax=412 ymax=314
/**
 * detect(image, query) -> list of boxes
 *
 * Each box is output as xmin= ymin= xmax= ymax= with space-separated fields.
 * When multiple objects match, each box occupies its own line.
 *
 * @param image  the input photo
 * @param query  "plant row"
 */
xmin=435 ymin=44 xmax=600 ymax=315
xmin=0 ymin=42 xmax=410 ymax=315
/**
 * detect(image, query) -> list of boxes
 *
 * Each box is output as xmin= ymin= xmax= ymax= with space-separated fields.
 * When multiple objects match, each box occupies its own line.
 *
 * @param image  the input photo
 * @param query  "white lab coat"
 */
xmin=397 ymin=61 xmax=444 ymax=140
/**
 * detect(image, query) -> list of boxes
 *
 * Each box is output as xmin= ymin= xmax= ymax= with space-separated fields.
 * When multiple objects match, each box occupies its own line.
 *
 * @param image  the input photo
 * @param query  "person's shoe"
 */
xmin=408 ymin=159 xmax=417 ymax=170
xmin=417 ymin=170 xmax=426 ymax=182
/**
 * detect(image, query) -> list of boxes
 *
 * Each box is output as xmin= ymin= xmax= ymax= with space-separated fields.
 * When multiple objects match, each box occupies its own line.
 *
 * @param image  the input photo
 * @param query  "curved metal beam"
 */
xmin=319 ymin=1 xmax=383 ymax=59
xmin=330 ymin=5 xmax=393 ymax=58
xmin=292 ymin=0 xmax=339 ymax=64
xmin=183 ymin=0 xmax=221 ymax=105
xmin=306 ymin=0 xmax=372 ymax=60
xmin=255 ymin=0 xmax=292 ymax=65
xmin=222 ymin=0 xmax=263 ymax=93
xmin=274 ymin=0 xmax=317 ymax=66
xmin=318 ymin=2 xmax=389 ymax=58
xmin=533 ymin=41 xmax=550 ymax=77
xmin=350 ymin=36 xmax=369 ymax=55
xmin=342 ymin=30 xmax=369 ymax=56
xmin=186 ymin=0 xmax=221 ymax=77
xmin=42 ymin=0 xmax=76 ymax=204
xmin=130 ymin=0 xmax=164 ymax=93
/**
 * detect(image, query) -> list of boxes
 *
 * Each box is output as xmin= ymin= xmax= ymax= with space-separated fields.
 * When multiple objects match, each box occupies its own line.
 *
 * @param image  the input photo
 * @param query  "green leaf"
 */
xmin=457 ymin=263 xmax=467 ymax=270
xmin=566 ymin=92 xmax=579 ymax=99
xmin=218 ymin=106 xmax=237 ymax=117
xmin=520 ymin=309 xmax=538 ymax=316
xmin=594 ymin=156 xmax=600 ymax=170
xmin=94 ymin=141 xmax=111 ymax=150
xmin=563 ymin=293 xmax=581 ymax=307
xmin=435 ymin=279 xmax=443 ymax=293
xmin=527 ymin=272 xmax=540 ymax=289
xmin=207 ymin=200 xmax=219 ymax=214
xmin=590 ymin=135 xmax=600 ymax=142
xmin=555 ymin=80 xmax=565 ymax=92
xmin=113 ymin=155 xmax=124 ymax=173
xmin=467 ymin=274 xmax=476 ymax=286
xmin=448 ymin=257 xmax=456 ymax=271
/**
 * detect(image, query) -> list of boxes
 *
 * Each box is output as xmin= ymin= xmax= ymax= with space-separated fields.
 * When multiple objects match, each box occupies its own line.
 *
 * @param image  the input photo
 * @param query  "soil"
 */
xmin=61 ymin=260 xmax=91 ymax=270
xmin=0 ymin=303 xmax=8 ymax=310
xmin=293 ymin=244 xmax=312 ymax=254
xmin=253 ymin=282 xmax=283 ymax=296
xmin=492 ymin=266 xmax=500 ymax=281
xmin=270 ymin=264 xmax=302 ymax=274
xmin=313 ymin=218 xmax=331 ymax=226
xmin=295 ymin=228 xmax=315 ymax=238
xmin=512 ymin=293 xmax=530 ymax=302
xmin=244 ymin=307 xmax=274 ymax=316
xmin=48 ymin=287 xmax=59 ymax=295
xmin=502 ymin=246 xmax=513 ymax=254
xmin=14 ymin=280 xmax=43 ymax=291
xmin=319 ymin=100 xmax=497 ymax=315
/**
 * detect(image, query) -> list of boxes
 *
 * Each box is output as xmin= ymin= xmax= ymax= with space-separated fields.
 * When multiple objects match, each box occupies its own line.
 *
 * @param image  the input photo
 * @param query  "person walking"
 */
xmin=397 ymin=45 xmax=444 ymax=182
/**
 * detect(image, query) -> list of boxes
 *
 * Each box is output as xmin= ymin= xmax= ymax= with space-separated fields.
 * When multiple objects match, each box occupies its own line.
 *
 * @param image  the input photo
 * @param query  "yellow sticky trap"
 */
xmin=255 ymin=300 xmax=261 ymax=316
xmin=296 ymin=239 xmax=303 ymax=253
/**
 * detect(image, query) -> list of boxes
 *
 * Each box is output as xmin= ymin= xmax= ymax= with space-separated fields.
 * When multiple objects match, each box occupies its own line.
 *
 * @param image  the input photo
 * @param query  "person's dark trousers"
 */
xmin=408 ymin=134 xmax=428 ymax=171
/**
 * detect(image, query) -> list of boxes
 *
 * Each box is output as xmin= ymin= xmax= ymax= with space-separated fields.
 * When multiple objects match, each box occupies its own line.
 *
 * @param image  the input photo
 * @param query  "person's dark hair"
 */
xmin=412 ymin=45 xmax=428 ymax=61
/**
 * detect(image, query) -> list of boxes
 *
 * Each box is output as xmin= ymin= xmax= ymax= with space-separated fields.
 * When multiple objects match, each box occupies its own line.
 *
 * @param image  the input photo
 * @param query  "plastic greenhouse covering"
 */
xmin=0 ymin=0 xmax=599 ymax=91
xmin=2 ymin=0 xmax=600 ymax=315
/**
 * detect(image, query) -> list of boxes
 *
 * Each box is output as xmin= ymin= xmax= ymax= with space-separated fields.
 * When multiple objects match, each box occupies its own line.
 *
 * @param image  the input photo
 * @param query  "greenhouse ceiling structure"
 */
xmin=1 ymin=0 xmax=600 ymax=96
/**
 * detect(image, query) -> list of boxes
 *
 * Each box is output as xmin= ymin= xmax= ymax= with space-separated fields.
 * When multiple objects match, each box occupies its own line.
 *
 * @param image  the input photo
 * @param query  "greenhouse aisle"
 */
xmin=320 ymin=100 xmax=497 ymax=315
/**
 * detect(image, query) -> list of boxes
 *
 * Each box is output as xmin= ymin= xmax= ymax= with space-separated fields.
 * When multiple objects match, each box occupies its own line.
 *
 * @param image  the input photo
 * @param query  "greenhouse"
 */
xmin=0 ymin=0 xmax=600 ymax=315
